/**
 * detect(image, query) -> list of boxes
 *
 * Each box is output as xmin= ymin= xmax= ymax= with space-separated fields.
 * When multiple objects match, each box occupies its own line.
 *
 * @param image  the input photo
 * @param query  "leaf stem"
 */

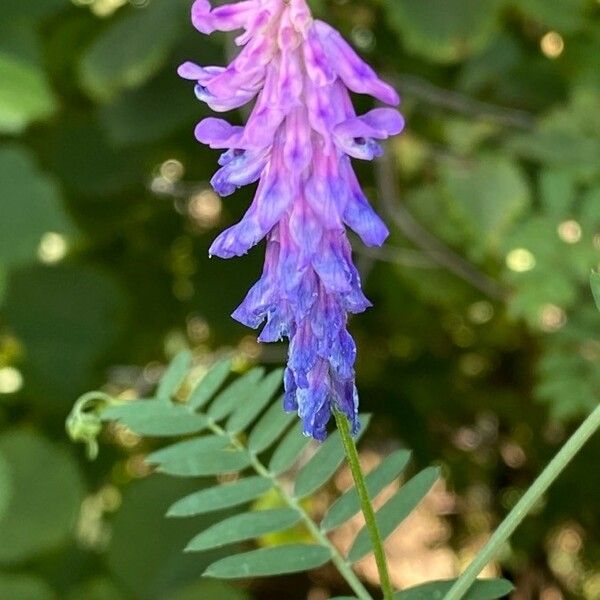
xmin=445 ymin=403 xmax=600 ymax=600
xmin=335 ymin=411 xmax=395 ymax=600
xmin=207 ymin=418 xmax=374 ymax=600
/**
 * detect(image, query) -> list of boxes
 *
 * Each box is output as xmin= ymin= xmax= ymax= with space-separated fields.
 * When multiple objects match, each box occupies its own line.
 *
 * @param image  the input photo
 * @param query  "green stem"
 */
xmin=207 ymin=418 xmax=374 ymax=600
xmin=445 ymin=403 xmax=600 ymax=600
xmin=335 ymin=411 xmax=395 ymax=600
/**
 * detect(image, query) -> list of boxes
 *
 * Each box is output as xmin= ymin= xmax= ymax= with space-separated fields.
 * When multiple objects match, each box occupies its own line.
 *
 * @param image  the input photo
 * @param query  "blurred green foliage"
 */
xmin=0 ymin=0 xmax=598 ymax=598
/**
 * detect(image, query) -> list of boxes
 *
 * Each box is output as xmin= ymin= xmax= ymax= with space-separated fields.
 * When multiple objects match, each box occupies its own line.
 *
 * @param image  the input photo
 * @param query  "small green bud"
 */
xmin=66 ymin=392 xmax=117 ymax=460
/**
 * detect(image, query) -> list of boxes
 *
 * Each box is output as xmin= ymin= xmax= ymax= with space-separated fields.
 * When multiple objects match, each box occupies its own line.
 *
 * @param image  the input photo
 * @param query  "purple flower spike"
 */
xmin=182 ymin=0 xmax=403 ymax=440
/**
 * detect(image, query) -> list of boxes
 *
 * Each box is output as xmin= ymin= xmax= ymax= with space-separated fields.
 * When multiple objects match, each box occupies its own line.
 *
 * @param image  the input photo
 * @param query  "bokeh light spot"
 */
xmin=468 ymin=301 xmax=494 ymax=324
xmin=557 ymin=220 xmax=582 ymax=244
xmin=541 ymin=31 xmax=565 ymax=59
xmin=506 ymin=248 xmax=536 ymax=272
xmin=160 ymin=159 xmax=184 ymax=183
xmin=38 ymin=232 xmax=68 ymax=264
xmin=0 ymin=367 xmax=23 ymax=394
xmin=189 ymin=190 xmax=222 ymax=228
xmin=539 ymin=304 xmax=567 ymax=332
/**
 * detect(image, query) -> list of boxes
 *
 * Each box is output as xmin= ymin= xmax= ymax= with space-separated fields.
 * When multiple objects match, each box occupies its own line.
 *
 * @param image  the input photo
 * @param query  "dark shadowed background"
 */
xmin=0 ymin=0 xmax=599 ymax=598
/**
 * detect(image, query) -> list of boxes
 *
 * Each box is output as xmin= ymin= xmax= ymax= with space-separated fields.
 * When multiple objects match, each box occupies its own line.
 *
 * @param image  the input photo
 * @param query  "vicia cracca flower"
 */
xmin=180 ymin=0 xmax=404 ymax=440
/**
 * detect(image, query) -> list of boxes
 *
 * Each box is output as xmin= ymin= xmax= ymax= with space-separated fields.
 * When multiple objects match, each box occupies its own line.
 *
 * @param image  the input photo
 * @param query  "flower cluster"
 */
xmin=180 ymin=0 xmax=403 ymax=440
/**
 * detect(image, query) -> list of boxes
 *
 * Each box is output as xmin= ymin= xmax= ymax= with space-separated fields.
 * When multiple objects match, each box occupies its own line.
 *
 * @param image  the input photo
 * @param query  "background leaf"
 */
xmin=164 ymin=579 xmax=249 ymax=600
xmin=511 ymin=0 xmax=589 ymax=33
xmin=0 ymin=147 xmax=75 ymax=268
xmin=0 ymin=450 xmax=11 ymax=521
xmin=0 ymin=53 xmax=56 ymax=134
xmin=79 ymin=0 xmax=186 ymax=102
xmin=99 ymin=71 xmax=201 ymax=147
xmin=0 ymin=574 xmax=56 ymax=600
xmin=106 ymin=475 xmax=230 ymax=599
xmin=0 ymin=430 xmax=84 ymax=565
xmin=385 ymin=0 xmax=502 ymax=63
xmin=4 ymin=265 xmax=124 ymax=410
xmin=441 ymin=154 xmax=530 ymax=258
xmin=2 ymin=0 xmax=66 ymax=21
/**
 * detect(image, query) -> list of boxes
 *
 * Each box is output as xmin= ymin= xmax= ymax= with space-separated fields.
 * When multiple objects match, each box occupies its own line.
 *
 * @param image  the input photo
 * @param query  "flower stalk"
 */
xmin=335 ymin=411 xmax=394 ymax=600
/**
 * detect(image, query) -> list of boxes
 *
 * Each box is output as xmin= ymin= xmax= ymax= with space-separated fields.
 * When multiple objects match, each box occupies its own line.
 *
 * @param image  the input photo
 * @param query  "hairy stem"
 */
xmin=207 ymin=419 xmax=374 ymax=600
xmin=445 ymin=403 xmax=600 ymax=600
xmin=335 ymin=411 xmax=395 ymax=600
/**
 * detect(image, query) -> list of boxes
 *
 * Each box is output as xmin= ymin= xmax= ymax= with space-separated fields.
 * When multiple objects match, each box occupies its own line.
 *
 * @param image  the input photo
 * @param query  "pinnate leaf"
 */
xmin=146 ymin=435 xmax=229 ymax=467
xmin=348 ymin=466 xmax=440 ymax=562
xmin=188 ymin=358 xmax=232 ymax=409
xmin=156 ymin=351 xmax=192 ymax=401
xmin=204 ymin=544 xmax=331 ymax=579
xmin=227 ymin=369 xmax=283 ymax=433
xmin=208 ymin=368 xmax=264 ymax=421
xmin=186 ymin=508 xmax=301 ymax=552
xmin=102 ymin=400 xmax=208 ymax=437
xmin=157 ymin=448 xmax=251 ymax=478
xmin=294 ymin=415 xmax=372 ymax=499
xmin=269 ymin=421 xmax=311 ymax=475
xmin=168 ymin=476 xmax=273 ymax=518
xmin=248 ymin=401 xmax=295 ymax=454
xmin=322 ymin=449 xmax=412 ymax=532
